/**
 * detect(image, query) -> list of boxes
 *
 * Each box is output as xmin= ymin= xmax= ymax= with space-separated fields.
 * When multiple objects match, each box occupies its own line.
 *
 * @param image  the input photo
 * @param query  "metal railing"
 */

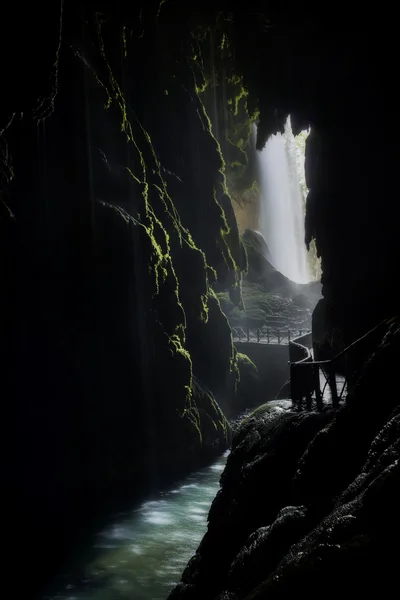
xmin=290 ymin=317 xmax=394 ymax=411
xmin=233 ymin=327 xmax=311 ymax=344
xmin=290 ymin=359 xmax=347 ymax=411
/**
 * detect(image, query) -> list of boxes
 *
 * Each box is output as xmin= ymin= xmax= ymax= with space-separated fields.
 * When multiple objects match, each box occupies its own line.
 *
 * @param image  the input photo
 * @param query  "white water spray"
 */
xmin=257 ymin=118 xmax=309 ymax=283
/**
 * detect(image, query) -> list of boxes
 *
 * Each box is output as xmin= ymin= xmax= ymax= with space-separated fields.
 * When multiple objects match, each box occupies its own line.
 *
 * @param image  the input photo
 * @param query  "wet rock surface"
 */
xmin=168 ymin=324 xmax=400 ymax=599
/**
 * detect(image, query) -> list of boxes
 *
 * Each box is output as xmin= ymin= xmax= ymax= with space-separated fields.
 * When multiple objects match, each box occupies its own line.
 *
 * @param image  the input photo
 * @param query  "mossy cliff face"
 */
xmin=0 ymin=3 xmax=249 ymax=595
xmin=169 ymin=323 xmax=400 ymax=600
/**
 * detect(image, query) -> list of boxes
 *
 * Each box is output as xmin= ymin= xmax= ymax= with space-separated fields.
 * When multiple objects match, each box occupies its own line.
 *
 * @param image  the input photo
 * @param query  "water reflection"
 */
xmin=43 ymin=451 xmax=228 ymax=600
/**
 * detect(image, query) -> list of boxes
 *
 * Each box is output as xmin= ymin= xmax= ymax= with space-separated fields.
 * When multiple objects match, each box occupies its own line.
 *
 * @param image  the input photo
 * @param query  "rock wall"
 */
xmin=169 ymin=322 xmax=400 ymax=600
xmin=234 ymin=342 xmax=290 ymax=403
xmin=305 ymin=122 xmax=399 ymax=355
xmin=0 ymin=3 xmax=249 ymax=595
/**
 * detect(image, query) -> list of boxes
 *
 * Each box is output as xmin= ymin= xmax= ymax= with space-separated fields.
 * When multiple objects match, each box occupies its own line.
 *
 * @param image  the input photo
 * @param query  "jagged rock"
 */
xmin=227 ymin=506 xmax=310 ymax=596
xmin=242 ymin=229 xmax=290 ymax=292
xmin=245 ymin=424 xmax=400 ymax=599
xmin=169 ymin=323 xmax=400 ymax=600
xmin=242 ymin=229 xmax=321 ymax=300
xmin=168 ymin=403 xmax=332 ymax=599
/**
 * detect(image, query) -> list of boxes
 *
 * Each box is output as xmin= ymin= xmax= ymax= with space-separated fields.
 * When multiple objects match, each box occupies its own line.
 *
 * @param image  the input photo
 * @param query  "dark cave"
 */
xmin=1 ymin=2 xmax=399 ymax=599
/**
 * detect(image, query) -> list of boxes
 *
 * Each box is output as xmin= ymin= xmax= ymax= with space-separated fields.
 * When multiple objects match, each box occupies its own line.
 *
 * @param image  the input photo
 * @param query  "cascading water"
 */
xmin=257 ymin=117 xmax=309 ymax=284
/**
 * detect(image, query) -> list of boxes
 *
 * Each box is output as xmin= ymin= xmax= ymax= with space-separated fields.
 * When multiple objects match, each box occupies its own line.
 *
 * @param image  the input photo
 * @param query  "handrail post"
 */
xmin=314 ymin=364 xmax=323 ymax=411
xmin=277 ymin=329 xmax=281 ymax=344
xmin=330 ymin=368 xmax=339 ymax=408
xmin=247 ymin=326 xmax=250 ymax=342
xmin=267 ymin=329 xmax=270 ymax=344
xmin=288 ymin=330 xmax=291 ymax=343
xmin=290 ymin=363 xmax=301 ymax=410
xmin=257 ymin=328 xmax=260 ymax=343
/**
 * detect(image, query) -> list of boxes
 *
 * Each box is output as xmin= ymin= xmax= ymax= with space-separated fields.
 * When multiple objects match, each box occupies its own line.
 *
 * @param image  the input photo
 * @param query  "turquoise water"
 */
xmin=43 ymin=451 xmax=228 ymax=600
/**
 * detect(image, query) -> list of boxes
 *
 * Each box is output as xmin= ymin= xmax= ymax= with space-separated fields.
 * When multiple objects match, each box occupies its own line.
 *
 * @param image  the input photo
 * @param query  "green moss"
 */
xmin=157 ymin=0 xmax=168 ymax=18
xmin=96 ymin=16 xmax=146 ymax=184
xmin=191 ymin=376 xmax=231 ymax=446
xmin=178 ymin=383 xmax=203 ymax=445
xmin=168 ymin=333 xmax=204 ymax=444
xmin=122 ymin=25 xmax=128 ymax=58
xmin=207 ymin=265 xmax=217 ymax=283
xmin=92 ymin=21 xmax=213 ymax=432
xmin=209 ymin=289 xmax=240 ymax=388
xmin=200 ymin=293 xmax=209 ymax=323
xmin=230 ymin=160 xmax=242 ymax=168
xmin=195 ymin=79 xmax=208 ymax=95
xmin=169 ymin=333 xmax=191 ymax=362
xmin=233 ymin=85 xmax=248 ymax=117
xmin=174 ymin=322 xmax=186 ymax=344
xmin=194 ymin=91 xmax=225 ymax=174
xmin=191 ymin=35 xmax=255 ymax=196
xmin=237 ymin=352 xmax=257 ymax=370
xmin=234 ymin=351 xmax=259 ymax=402
xmin=90 ymin=17 xmax=246 ymax=447
xmin=219 ymin=417 xmax=230 ymax=444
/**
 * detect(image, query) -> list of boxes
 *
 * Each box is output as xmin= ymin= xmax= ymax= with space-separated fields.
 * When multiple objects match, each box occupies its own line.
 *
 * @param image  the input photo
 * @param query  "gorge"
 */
xmin=2 ymin=2 xmax=399 ymax=599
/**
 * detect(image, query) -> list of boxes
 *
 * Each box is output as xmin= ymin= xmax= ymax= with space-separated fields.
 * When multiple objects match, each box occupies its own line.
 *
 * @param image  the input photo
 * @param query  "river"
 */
xmin=42 ymin=451 xmax=229 ymax=600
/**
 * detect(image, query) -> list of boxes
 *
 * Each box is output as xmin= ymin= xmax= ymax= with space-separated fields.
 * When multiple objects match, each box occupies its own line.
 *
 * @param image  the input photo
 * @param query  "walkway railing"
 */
xmin=290 ymin=359 xmax=346 ymax=411
xmin=290 ymin=317 xmax=394 ymax=411
xmin=233 ymin=327 xmax=311 ymax=344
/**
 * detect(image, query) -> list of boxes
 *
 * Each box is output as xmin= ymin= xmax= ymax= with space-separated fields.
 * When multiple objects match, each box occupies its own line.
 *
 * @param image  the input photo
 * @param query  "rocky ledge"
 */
xmin=169 ymin=322 xmax=400 ymax=599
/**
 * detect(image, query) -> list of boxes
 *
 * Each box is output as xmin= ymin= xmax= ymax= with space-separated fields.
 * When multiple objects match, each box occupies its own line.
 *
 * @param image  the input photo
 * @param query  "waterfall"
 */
xmin=257 ymin=118 xmax=309 ymax=284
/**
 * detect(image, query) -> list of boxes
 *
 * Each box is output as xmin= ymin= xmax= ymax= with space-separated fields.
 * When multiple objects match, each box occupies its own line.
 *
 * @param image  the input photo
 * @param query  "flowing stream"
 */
xmin=42 ymin=452 xmax=228 ymax=600
xmin=257 ymin=118 xmax=309 ymax=283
